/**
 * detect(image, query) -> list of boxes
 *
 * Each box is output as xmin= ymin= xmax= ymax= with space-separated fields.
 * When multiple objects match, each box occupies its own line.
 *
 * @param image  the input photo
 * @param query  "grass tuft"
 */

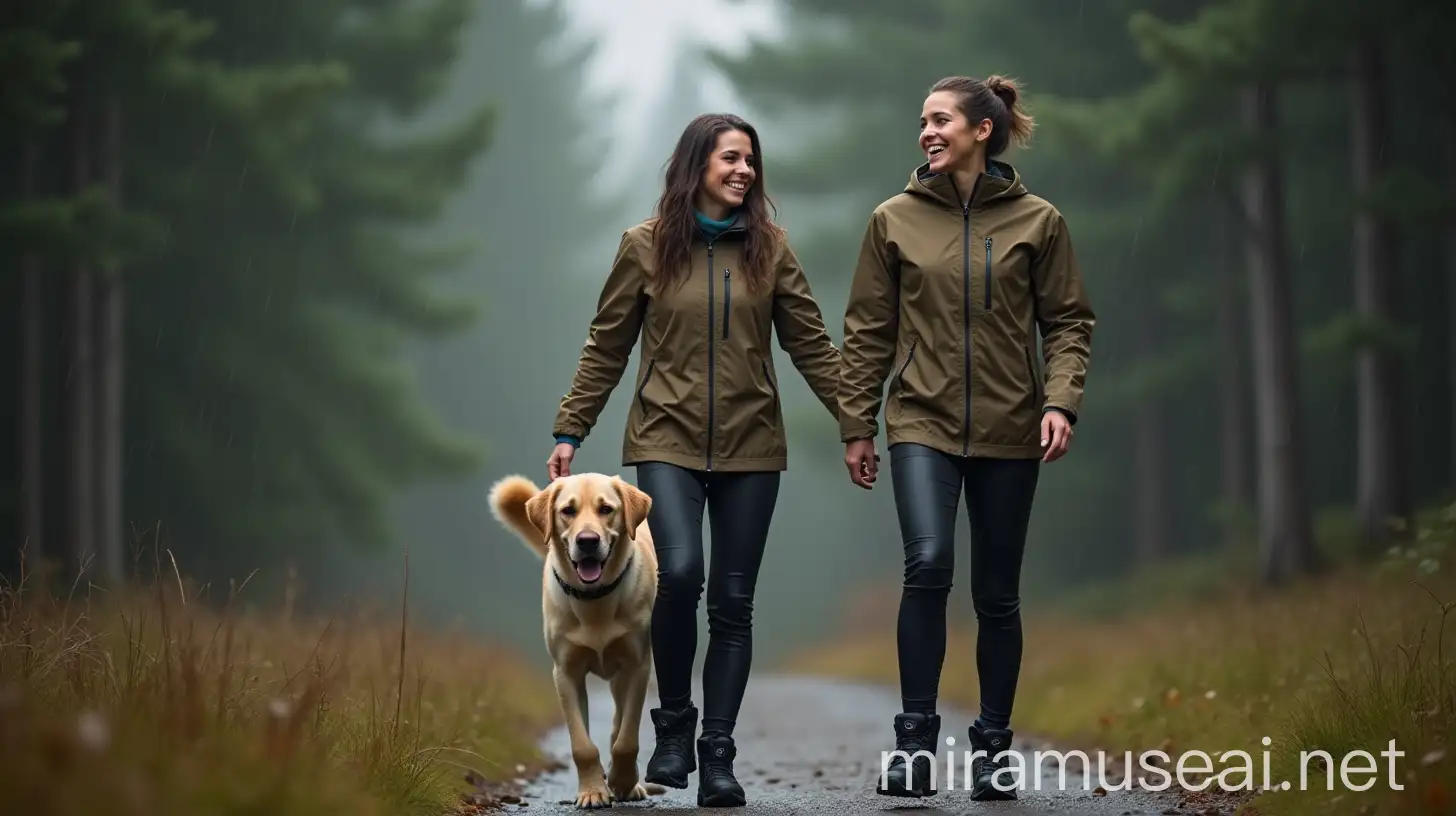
xmin=0 ymin=543 xmax=559 ymax=815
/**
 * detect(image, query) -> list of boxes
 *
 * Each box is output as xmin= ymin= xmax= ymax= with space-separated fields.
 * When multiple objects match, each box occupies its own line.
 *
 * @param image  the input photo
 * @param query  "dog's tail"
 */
xmin=642 ymin=783 xmax=668 ymax=796
xmin=487 ymin=474 xmax=548 ymax=560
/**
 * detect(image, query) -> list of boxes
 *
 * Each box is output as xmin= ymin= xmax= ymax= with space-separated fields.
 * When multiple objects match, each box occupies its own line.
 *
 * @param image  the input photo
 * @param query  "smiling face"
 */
xmin=548 ymin=474 xmax=620 ymax=584
xmin=694 ymin=128 xmax=756 ymax=219
xmin=919 ymin=90 xmax=992 ymax=174
xmin=528 ymin=473 xmax=651 ymax=586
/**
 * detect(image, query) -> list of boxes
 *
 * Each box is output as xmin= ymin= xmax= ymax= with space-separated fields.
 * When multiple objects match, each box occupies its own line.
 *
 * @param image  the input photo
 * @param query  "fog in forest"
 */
xmin=6 ymin=0 xmax=1453 ymax=675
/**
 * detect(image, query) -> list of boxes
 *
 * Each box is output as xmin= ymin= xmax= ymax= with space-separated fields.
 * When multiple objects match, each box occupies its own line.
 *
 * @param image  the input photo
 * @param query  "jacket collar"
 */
xmin=906 ymin=158 xmax=1027 ymax=211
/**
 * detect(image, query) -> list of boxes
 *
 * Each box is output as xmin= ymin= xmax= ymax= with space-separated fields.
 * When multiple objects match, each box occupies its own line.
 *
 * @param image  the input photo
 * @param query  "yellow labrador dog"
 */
xmin=488 ymin=472 xmax=664 ymax=809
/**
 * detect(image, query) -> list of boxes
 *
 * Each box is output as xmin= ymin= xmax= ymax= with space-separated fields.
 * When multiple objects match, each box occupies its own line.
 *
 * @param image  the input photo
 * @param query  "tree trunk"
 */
xmin=1446 ymin=119 xmax=1456 ymax=492
xmin=95 ymin=89 xmax=125 ymax=587
xmin=20 ymin=141 xmax=45 ymax=574
xmin=67 ymin=77 xmax=97 ymax=581
xmin=1216 ymin=196 xmax=1253 ymax=547
xmin=1240 ymin=82 xmax=1317 ymax=587
xmin=1133 ymin=307 xmax=1170 ymax=563
xmin=1349 ymin=33 xmax=1409 ymax=550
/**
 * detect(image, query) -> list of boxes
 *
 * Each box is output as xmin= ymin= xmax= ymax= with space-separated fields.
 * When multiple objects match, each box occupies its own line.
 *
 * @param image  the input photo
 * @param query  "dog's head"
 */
xmin=523 ymin=473 xmax=651 ymax=586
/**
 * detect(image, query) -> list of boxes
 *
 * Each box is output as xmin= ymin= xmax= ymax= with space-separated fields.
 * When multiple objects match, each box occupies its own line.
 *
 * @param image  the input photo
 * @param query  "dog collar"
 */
xmin=553 ymin=554 xmax=634 ymax=601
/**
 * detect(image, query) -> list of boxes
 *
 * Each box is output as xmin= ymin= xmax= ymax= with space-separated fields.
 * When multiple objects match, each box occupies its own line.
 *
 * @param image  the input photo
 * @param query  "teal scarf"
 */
xmin=695 ymin=209 xmax=738 ymax=240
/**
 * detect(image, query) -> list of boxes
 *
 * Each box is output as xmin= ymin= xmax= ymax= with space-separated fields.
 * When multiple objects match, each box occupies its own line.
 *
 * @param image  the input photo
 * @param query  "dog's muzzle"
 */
xmin=571 ymin=532 xmax=608 ymax=584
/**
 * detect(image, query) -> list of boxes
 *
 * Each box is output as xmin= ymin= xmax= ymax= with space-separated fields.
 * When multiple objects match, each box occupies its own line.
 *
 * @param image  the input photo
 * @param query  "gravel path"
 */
xmin=507 ymin=673 xmax=1192 ymax=814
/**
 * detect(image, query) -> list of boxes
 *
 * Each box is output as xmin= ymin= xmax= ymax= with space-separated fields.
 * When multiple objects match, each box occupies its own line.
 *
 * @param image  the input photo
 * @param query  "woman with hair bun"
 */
xmin=837 ymin=75 xmax=1096 ymax=801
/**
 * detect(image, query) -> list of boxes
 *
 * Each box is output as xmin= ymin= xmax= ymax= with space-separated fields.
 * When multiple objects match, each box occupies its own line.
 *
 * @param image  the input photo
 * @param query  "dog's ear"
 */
xmin=614 ymin=476 xmax=652 ymax=534
xmin=523 ymin=481 xmax=559 ymax=542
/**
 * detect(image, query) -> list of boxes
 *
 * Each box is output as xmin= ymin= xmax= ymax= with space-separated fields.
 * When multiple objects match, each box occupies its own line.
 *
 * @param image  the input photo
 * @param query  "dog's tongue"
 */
xmin=576 ymin=558 xmax=603 ymax=583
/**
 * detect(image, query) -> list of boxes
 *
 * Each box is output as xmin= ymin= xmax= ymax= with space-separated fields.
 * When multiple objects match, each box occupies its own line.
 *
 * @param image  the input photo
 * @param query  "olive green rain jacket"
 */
xmin=838 ymin=159 xmax=1095 ymax=458
xmin=554 ymin=217 xmax=841 ymax=471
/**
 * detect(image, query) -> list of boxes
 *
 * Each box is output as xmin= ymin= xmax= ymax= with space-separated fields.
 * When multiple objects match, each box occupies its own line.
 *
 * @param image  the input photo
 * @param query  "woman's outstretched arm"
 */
xmin=772 ymin=244 xmax=841 ymax=419
xmin=552 ymin=229 xmax=649 ymax=445
xmin=1030 ymin=210 xmax=1095 ymax=426
xmin=838 ymin=209 xmax=900 ymax=443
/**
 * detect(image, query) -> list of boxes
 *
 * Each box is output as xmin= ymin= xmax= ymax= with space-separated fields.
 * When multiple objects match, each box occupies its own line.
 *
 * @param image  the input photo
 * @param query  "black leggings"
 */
xmin=889 ymin=442 xmax=1040 ymax=730
xmin=635 ymin=461 xmax=781 ymax=737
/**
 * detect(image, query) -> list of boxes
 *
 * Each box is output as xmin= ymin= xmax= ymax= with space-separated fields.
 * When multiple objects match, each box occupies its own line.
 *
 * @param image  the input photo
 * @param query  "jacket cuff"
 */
xmin=554 ymin=434 xmax=581 ymax=448
xmin=839 ymin=426 xmax=878 ymax=443
xmin=1043 ymin=406 xmax=1077 ymax=426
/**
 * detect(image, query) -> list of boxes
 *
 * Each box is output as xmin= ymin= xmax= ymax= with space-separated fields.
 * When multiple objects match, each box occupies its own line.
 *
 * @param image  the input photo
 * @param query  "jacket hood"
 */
xmin=905 ymin=157 xmax=1028 ymax=210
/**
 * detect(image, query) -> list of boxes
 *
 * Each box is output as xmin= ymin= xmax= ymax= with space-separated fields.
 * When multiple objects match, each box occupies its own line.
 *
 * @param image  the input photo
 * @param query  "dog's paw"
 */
xmin=574 ymin=784 xmax=613 ymax=809
xmin=609 ymin=780 xmax=649 ymax=802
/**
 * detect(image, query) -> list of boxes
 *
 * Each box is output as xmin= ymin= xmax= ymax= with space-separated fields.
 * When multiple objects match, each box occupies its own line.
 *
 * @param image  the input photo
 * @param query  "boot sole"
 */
xmin=971 ymin=784 xmax=1017 ymax=801
xmin=697 ymin=790 xmax=746 ymax=807
xmin=876 ymin=762 xmax=938 ymax=797
xmin=875 ymin=783 xmax=937 ymax=798
xmin=643 ymin=770 xmax=690 ymax=789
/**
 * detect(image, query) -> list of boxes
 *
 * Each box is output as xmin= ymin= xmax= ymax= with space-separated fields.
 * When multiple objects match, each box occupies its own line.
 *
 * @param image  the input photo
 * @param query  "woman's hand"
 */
xmin=844 ymin=438 xmax=880 ymax=489
xmin=547 ymin=442 xmax=576 ymax=481
xmin=1041 ymin=410 xmax=1074 ymax=463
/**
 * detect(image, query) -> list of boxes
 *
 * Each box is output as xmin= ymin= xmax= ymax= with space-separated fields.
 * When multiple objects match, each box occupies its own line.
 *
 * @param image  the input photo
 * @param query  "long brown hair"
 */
xmin=929 ymin=75 xmax=1036 ymax=157
xmin=648 ymin=113 xmax=782 ymax=296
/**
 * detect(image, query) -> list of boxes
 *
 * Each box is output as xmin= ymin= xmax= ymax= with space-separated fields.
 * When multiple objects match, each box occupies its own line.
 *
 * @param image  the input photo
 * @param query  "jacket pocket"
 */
xmin=1024 ymin=343 xmax=1040 ymax=405
xmin=723 ymin=268 xmax=731 ymax=339
xmin=635 ymin=357 xmax=657 ymax=413
xmin=894 ymin=338 xmax=919 ymax=393
xmin=983 ymin=236 xmax=993 ymax=311
xmin=760 ymin=357 xmax=779 ymax=401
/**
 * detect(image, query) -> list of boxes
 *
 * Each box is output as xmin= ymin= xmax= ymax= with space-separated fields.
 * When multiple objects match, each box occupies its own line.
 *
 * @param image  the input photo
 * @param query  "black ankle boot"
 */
xmin=876 ymin=712 xmax=941 ymax=797
xmin=696 ymin=732 xmax=746 ymax=807
xmin=967 ymin=722 xmax=1018 ymax=800
xmin=643 ymin=704 xmax=697 ymax=788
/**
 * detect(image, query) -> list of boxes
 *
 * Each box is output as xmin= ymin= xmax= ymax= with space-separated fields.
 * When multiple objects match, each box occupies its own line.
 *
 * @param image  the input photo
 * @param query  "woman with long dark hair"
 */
xmin=839 ymin=75 xmax=1095 ymax=801
xmin=547 ymin=112 xmax=841 ymax=807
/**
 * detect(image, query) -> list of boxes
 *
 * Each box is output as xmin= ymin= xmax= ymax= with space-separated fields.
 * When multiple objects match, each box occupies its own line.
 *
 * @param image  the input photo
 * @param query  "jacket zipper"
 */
xmin=962 ymin=202 xmax=972 ymax=456
xmin=984 ymin=237 xmax=993 ymax=310
xmin=706 ymin=243 xmax=716 ymax=471
xmin=723 ymin=268 xmax=731 ymax=339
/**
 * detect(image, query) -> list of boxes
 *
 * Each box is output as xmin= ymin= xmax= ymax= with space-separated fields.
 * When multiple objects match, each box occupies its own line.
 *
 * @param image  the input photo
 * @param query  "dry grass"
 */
xmin=792 ymin=504 xmax=1456 ymax=816
xmin=0 ymin=545 xmax=560 ymax=815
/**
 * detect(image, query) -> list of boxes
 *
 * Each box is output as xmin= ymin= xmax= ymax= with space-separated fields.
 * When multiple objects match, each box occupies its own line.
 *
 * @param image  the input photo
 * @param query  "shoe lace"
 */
xmin=654 ymin=730 xmax=692 ymax=756
xmin=702 ymin=756 xmax=736 ymax=782
xmin=973 ymin=748 xmax=1010 ymax=786
xmin=895 ymin=730 xmax=933 ymax=754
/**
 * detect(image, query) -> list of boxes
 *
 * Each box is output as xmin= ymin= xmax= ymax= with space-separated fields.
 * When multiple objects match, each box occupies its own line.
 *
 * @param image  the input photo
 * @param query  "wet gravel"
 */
xmin=510 ymin=673 xmax=1187 ymax=814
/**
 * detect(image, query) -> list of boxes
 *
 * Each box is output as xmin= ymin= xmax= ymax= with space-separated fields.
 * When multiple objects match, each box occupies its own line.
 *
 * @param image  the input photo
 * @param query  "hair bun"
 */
xmin=985 ymin=74 xmax=1020 ymax=109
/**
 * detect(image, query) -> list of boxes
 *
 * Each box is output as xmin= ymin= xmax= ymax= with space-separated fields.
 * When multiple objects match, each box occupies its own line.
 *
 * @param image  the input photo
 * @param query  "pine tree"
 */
xmin=120 ymin=0 xmax=493 ymax=588
xmin=1 ymin=0 xmax=496 ymax=593
xmin=1 ymin=0 xmax=191 ymax=586
xmin=366 ymin=0 xmax=624 ymax=623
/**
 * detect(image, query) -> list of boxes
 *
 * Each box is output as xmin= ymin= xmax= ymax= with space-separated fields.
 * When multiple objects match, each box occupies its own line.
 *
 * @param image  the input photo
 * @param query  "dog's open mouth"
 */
xmin=573 ymin=556 xmax=604 ymax=584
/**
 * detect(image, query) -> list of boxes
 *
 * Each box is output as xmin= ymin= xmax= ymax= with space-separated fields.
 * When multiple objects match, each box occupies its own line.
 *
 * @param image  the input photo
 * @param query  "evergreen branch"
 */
xmin=0 ymin=25 xmax=82 ymax=128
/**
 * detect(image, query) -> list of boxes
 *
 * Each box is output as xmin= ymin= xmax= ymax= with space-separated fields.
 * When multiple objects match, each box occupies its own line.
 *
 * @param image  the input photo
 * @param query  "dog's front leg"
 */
xmin=606 ymin=660 xmax=652 ymax=802
xmin=553 ymin=663 xmax=610 ymax=809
